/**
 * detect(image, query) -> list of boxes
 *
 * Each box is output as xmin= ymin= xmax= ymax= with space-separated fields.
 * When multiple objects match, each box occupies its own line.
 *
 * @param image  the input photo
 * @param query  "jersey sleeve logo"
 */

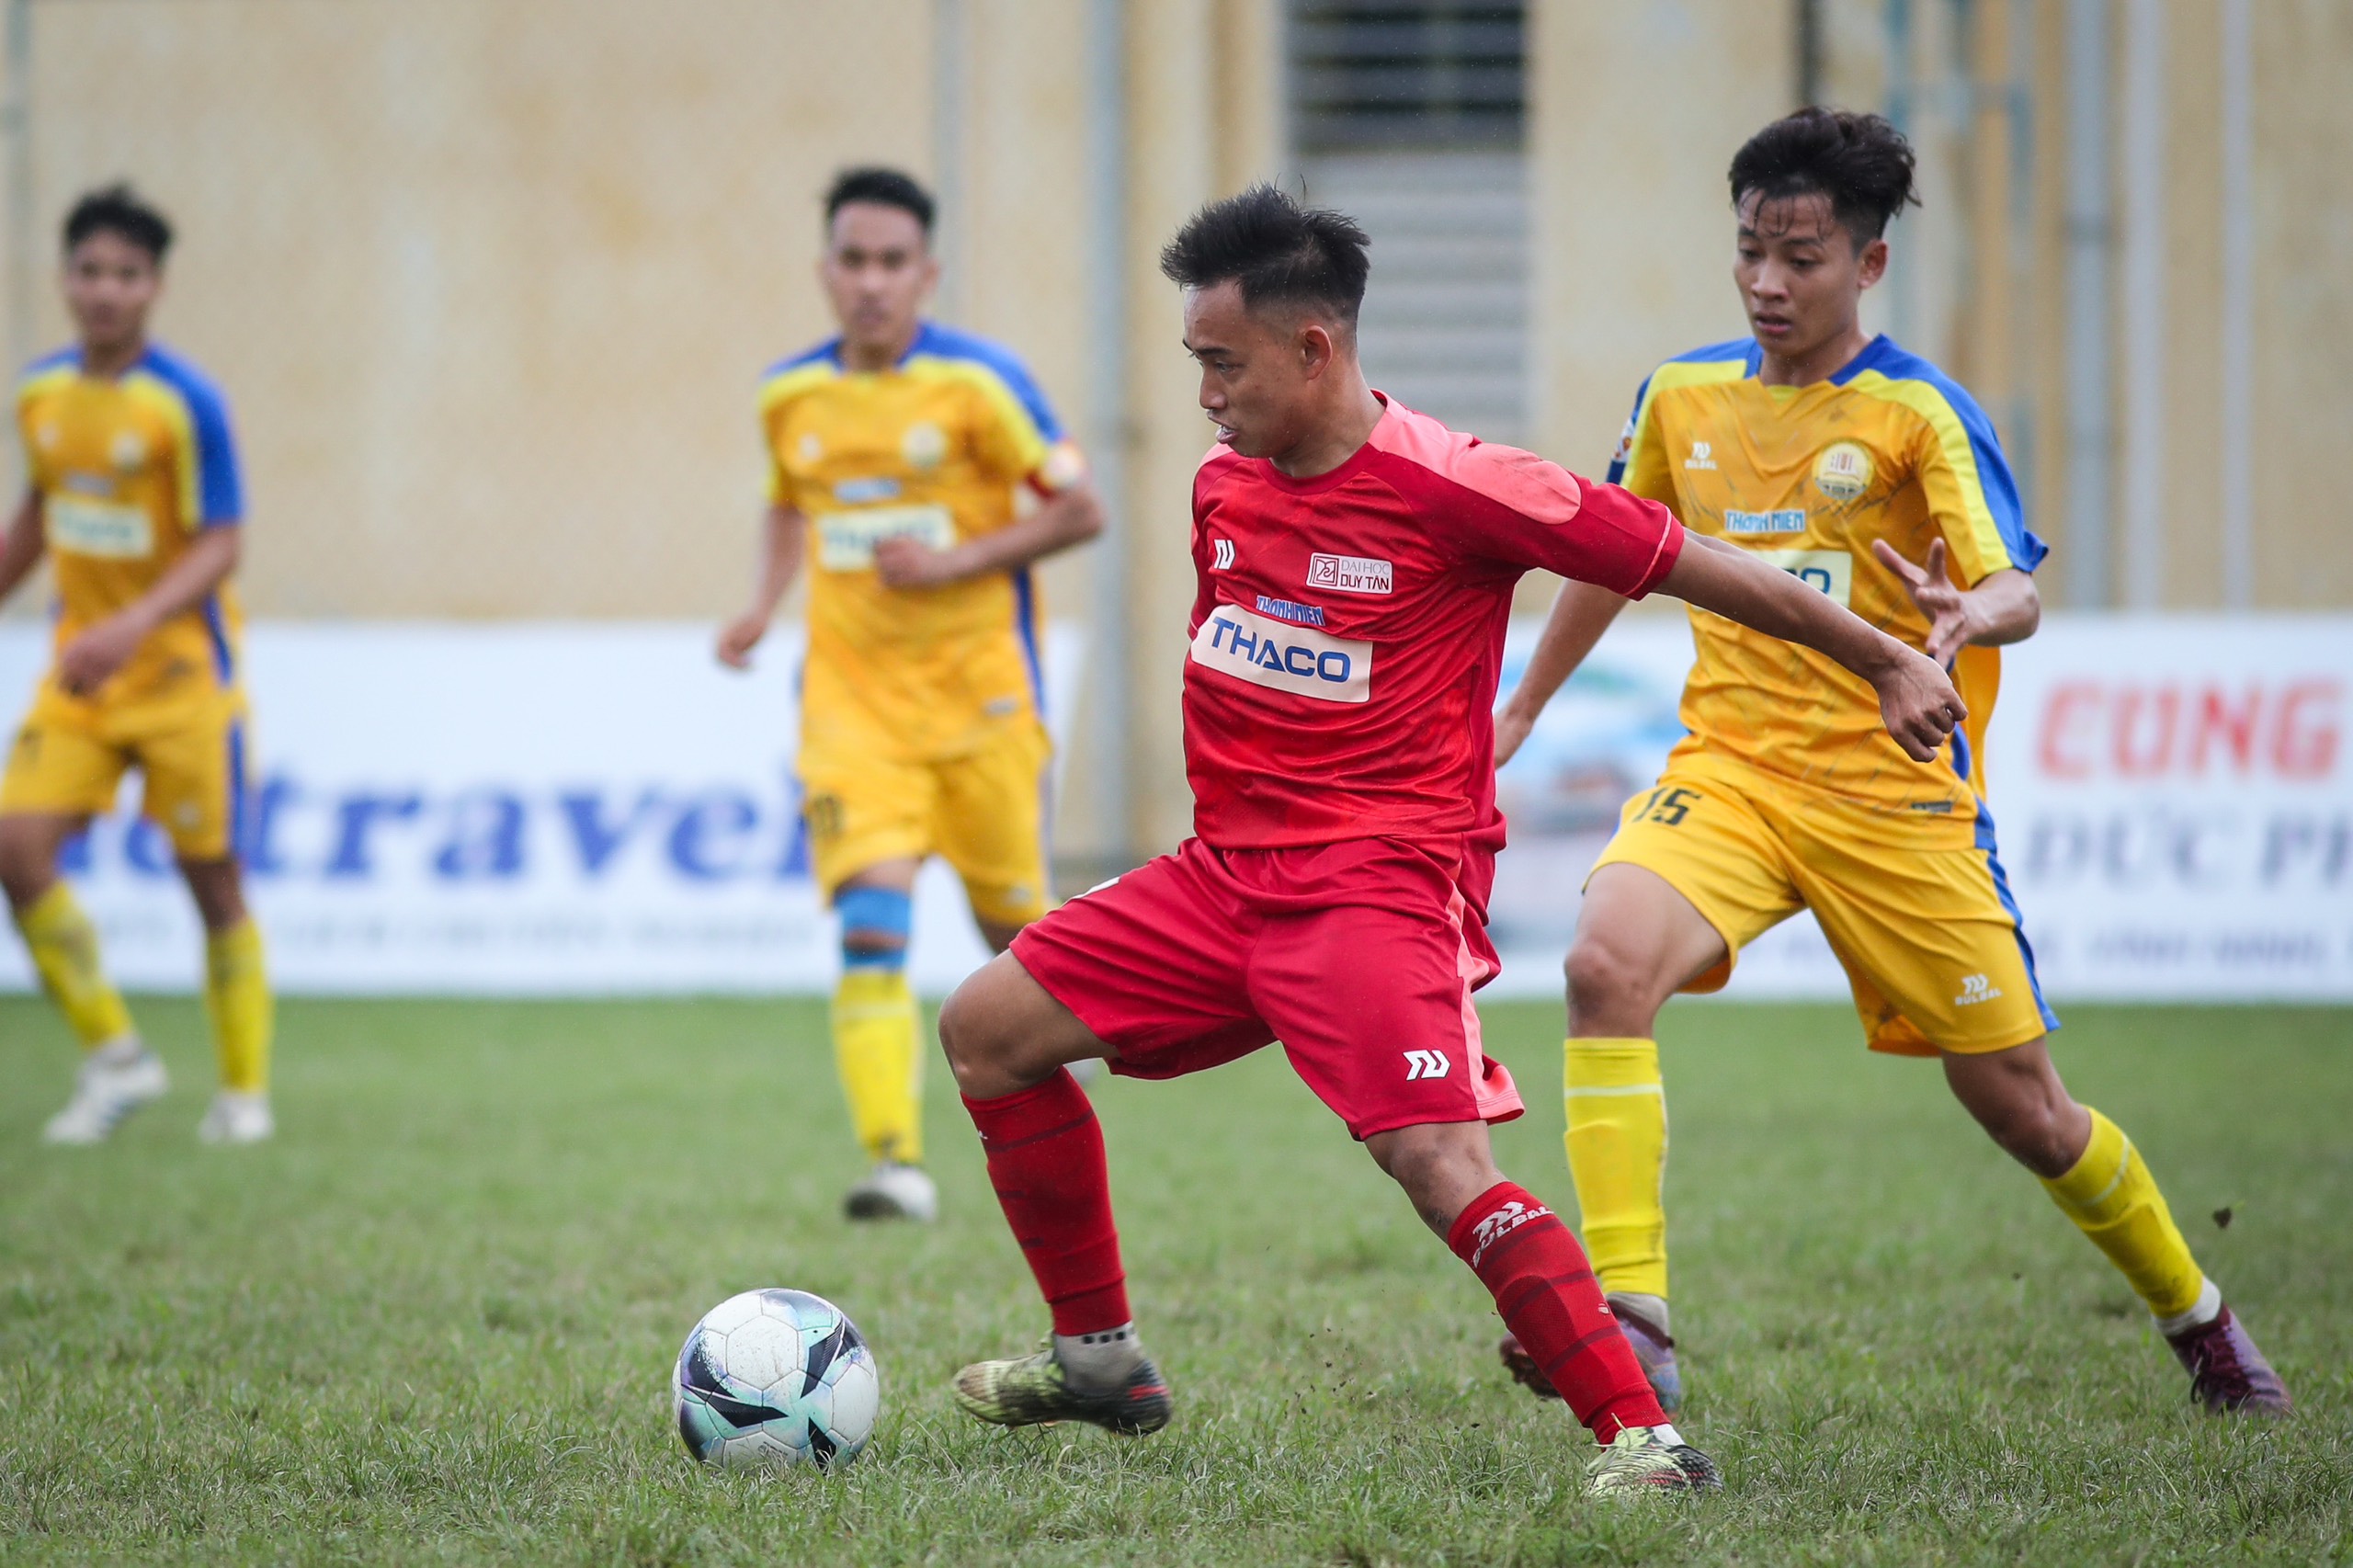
xmin=1305 ymin=552 xmax=1392 ymax=595
xmin=1813 ymin=441 xmax=1874 ymax=501
xmin=1188 ymin=602 xmax=1370 ymax=704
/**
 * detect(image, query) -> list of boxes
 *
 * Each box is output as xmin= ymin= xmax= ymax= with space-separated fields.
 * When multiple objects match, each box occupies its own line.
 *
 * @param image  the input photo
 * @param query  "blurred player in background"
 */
xmin=0 ymin=185 xmax=274 ymax=1146
xmin=934 ymin=187 xmax=1972 ymax=1494
xmin=1495 ymin=110 xmax=2289 ymax=1415
xmin=718 ymin=168 xmax=1102 ymax=1222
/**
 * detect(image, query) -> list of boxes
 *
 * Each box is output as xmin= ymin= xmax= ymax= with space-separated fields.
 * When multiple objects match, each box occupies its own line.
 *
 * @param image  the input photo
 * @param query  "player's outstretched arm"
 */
xmin=57 ymin=522 xmax=240 ymax=697
xmin=1870 ymin=538 xmax=2040 ymax=664
xmin=1660 ymin=532 xmax=1964 ymax=762
xmin=873 ymin=482 xmax=1105 ymax=592
xmin=1494 ymin=580 xmax=1630 ymax=766
xmin=0 ymin=491 xmax=43 ymax=607
xmin=716 ymin=504 xmax=807 ymax=670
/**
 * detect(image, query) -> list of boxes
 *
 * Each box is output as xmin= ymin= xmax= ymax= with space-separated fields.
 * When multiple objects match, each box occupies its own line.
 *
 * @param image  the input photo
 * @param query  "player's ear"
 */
xmin=1856 ymin=234 xmax=1890 ymax=290
xmin=1296 ymin=320 xmax=1335 ymax=381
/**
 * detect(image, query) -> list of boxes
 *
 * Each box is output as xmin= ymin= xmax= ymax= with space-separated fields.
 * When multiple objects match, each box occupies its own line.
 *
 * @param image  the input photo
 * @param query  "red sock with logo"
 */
xmin=1448 ymin=1180 xmax=1665 ymax=1440
xmin=962 ymin=1068 xmax=1131 ymax=1335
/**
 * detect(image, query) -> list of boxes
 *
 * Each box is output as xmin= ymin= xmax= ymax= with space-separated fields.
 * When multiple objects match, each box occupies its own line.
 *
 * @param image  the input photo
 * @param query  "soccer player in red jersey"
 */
xmin=935 ymin=187 xmax=1964 ymax=1495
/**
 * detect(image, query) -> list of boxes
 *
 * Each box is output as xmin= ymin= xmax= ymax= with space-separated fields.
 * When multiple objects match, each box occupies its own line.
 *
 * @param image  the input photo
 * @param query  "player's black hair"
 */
xmin=63 ymin=183 xmax=173 ymax=262
xmin=824 ymin=166 xmax=935 ymax=236
xmin=1158 ymin=184 xmax=1370 ymax=331
xmin=1729 ymin=108 xmax=1919 ymax=245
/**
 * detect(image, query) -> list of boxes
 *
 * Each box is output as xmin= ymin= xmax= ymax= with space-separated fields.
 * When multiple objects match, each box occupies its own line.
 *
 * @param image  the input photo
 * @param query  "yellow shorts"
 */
xmin=1589 ymin=751 xmax=2056 ymax=1056
xmin=800 ymin=718 xmax=1052 ymax=928
xmin=1 ymin=682 xmax=249 ymax=861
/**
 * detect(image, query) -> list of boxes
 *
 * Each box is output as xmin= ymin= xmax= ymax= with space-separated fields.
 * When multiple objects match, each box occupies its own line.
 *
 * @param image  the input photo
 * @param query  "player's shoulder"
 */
xmin=758 ymin=337 xmax=843 ymax=411
xmin=900 ymin=321 xmax=1060 ymax=435
xmin=128 ymin=343 xmax=234 ymax=428
xmin=1639 ymin=336 xmax=1759 ymax=399
xmin=1832 ymin=335 xmax=1999 ymax=436
xmin=1365 ymin=399 xmax=1582 ymax=522
xmin=16 ymin=346 xmax=77 ymax=403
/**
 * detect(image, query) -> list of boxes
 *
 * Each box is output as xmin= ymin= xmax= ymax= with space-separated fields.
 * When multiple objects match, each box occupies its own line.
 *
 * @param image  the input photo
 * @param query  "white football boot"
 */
xmin=197 ymin=1090 xmax=275 ymax=1145
xmin=41 ymin=1040 xmax=168 ymax=1144
xmin=843 ymin=1160 xmax=938 ymax=1221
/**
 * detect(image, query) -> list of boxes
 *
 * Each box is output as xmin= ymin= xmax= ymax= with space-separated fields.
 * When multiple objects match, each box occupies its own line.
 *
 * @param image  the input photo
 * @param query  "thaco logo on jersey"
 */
xmin=1211 ymin=538 xmax=1236 ymax=571
xmin=1306 ymin=552 xmax=1392 ymax=595
xmin=1189 ymin=603 xmax=1371 ymax=703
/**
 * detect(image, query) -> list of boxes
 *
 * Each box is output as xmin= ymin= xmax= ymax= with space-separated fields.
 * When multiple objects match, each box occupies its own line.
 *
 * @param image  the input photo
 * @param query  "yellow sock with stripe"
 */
xmin=1563 ymin=1037 xmax=1669 ymax=1300
xmin=203 ymin=920 xmax=274 ymax=1095
xmin=2040 ymin=1107 xmax=2207 ymax=1321
xmin=832 ymin=969 xmax=923 ymax=1165
xmin=15 ymin=882 xmax=136 ymax=1049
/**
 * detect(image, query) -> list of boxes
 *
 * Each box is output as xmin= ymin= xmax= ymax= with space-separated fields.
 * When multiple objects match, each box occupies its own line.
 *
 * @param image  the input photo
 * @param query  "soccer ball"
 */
xmin=672 ymin=1288 xmax=880 ymax=1471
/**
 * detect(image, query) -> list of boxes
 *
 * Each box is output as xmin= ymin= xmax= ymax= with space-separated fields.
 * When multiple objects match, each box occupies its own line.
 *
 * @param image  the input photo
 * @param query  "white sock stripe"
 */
xmin=2077 ymin=1136 xmax=2135 ymax=1213
xmin=2154 ymin=1276 xmax=2223 ymax=1335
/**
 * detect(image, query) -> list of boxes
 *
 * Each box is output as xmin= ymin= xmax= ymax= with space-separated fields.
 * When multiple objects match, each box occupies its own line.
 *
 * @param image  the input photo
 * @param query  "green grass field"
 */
xmin=0 ymin=995 xmax=2347 ymax=1566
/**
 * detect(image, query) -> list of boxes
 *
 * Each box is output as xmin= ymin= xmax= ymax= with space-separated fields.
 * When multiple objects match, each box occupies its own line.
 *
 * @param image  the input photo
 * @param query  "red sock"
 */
xmin=962 ymin=1068 xmax=1130 ymax=1335
xmin=1448 ymin=1181 xmax=1665 ymax=1440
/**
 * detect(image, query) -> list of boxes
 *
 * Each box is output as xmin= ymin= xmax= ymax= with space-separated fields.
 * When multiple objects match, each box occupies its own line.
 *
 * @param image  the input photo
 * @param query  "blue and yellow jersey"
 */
xmin=1609 ymin=334 xmax=2046 ymax=827
xmin=760 ymin=320 xmax=1083 ymax=761
xmin=17 ymin=342 xmax=244 ymax=702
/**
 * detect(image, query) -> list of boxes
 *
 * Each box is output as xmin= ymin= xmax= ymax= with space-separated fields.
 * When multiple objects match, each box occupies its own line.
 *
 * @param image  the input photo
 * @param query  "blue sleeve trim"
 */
xmin=142 ymin=346 xmax=244 ymax=524
xmin=764 ymin=336 xmax=844 ymax=379
xmin=907 ymin=321 xmax=1066 ymax=442
xmin=1665 ymin=335 xmax=1757 ymax=367
xmin=1849 ymin=337 xmax=2048 ymax=573
xmin=1605 ymin=370 xmax=1654 ymax=484
xmin=18 ymin=345 xmax=79 ymax=381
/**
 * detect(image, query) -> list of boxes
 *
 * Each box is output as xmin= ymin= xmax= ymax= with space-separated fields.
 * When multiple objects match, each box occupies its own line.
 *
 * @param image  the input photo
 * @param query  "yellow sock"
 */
xmin=1564 ymin=1037 xmax=1669 ymax=1300
xmin=14 ymin=881 xmax=135 ymax=1049
xmin=832 ymin=969 xmax=922 ymax=1165
xmin=203 ymin=920 xmax=273 ymax=1095
xmin=2040 ymin=1107 xmax=2206 ymax=1320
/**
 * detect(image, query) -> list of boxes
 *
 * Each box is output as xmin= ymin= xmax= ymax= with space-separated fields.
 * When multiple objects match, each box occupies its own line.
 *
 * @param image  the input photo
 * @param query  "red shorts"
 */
xmin=1010 ymin=836 xmax=1523 ymax=1140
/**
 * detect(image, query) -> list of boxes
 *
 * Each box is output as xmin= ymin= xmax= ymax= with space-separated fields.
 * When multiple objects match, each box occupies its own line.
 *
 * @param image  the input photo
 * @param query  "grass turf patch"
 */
xmin=0 ymin=995 xmax=2346 ymax=1564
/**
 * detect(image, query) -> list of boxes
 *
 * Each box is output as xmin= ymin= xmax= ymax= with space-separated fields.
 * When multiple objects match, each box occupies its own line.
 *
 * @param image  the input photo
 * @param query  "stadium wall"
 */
xmin=0 ymin=1 xmax=2346 ymax=878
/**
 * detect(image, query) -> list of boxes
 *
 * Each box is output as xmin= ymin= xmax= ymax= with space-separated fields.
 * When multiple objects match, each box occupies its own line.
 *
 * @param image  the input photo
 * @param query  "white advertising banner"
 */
xmin=1483 ymin=613 xmax=2353 ymax=1003
xmin=0 ymin=615 xmax=2344 ymax=1002
xmin=0 ymin=623 xmax=1079 ymax=996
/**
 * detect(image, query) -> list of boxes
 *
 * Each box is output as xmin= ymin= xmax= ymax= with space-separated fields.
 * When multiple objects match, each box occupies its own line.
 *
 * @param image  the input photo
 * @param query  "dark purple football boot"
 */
xmin=2165 ymin=1302 xmax=2291 ymax=1415
xmin=1500 ymin=1297 xmax=1683 ymax=1413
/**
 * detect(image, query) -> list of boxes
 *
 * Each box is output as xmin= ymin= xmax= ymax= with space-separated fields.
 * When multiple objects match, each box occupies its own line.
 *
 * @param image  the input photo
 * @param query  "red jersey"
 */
xmin=1185 ymin=395 xmax=1683 ymax=852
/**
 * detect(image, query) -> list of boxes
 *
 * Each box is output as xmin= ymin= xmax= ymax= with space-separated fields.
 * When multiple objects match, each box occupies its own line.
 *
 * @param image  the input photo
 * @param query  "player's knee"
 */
xmin=0 ymin=823 xmax=54 ymax=908
xmin=1947 ymin=1042 xmax=2081 ymax=1177
xmin=835 ymin=884 xmax=912 ymax=972
xmin=937 ymin=967 xmax=1023 ymax=1096
xmin=1563 ymin=935 xmax=1654 ymax=1027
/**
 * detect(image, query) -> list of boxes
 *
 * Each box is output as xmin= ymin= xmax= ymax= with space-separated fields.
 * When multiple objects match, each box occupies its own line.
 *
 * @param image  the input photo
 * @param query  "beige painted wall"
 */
xmin=1 ymin=0 xmax=2347 ymax=859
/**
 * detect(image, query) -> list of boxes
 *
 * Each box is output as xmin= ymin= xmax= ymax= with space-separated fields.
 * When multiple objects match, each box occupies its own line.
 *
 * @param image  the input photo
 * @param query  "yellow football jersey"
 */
xmin=1608 ymin=335 xmax=2046 ymax=835
xmin=760 ymin=321 xmax=1083 ymax=762
xmin=17 ymin=342 xmax=245 ymax=701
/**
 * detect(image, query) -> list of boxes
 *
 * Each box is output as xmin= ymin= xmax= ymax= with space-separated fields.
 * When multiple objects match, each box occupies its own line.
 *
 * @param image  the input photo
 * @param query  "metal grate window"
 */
xmin=1289 ymin=1 xmax=1526 ymax=153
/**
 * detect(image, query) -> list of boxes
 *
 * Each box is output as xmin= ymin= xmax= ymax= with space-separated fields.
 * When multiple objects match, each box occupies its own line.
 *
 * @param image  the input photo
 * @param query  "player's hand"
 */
xmin=873 ymin=536 xmax=969 ymax=591
xmin=1493 ymin=702 xmax=1536 ymax=767
xmin=1871 ymin=538 xmax=1975 ymax=664
xmin=57 ymin=614 xmax=143 ymax=696
xmin=1870 ymin=639 xmax=1968 ymax=763
xmin=715 ymin=610 xmax=769 ymax=670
